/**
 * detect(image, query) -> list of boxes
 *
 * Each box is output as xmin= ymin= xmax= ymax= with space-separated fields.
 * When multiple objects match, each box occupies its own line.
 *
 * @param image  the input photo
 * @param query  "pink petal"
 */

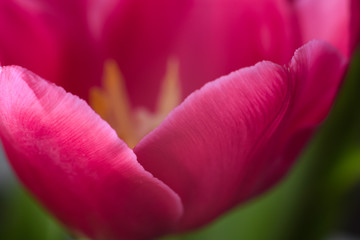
xmin=247 ymin=40 xmax=347 ymax=197
xmin=134 ymin=40 xmax=347 ymax=231
xmin=293 ymin=0 xmax=356 ymax=58
xmin=175 ymin=0 xmax=299 ymax=98
xmin=0 ymin=0 xmax=61 ymax=82
xmin=287 ymin=40 xmax=348 ymax=132
xmin=135 ymin=60 xmax=291 ymax=230
xmin=0 ymin=66 xmax=183 ymax=240
xmin=102 ymin=0 xmax=193 ymax=111
xmin=0 ymin=0 xmax=103 ymax=101
xmin=350 ymin=0 xmax=360 ymax=49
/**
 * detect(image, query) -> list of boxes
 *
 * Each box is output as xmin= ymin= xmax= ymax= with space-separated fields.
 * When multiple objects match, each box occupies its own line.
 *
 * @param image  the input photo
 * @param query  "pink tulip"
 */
xmin=0 ymin=0 xmax=358 ymax=239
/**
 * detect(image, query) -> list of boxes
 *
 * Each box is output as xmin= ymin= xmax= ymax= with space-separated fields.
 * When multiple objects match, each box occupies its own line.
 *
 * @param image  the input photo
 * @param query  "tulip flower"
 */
xmin=0 ymin=0 xmax=358 ymax=239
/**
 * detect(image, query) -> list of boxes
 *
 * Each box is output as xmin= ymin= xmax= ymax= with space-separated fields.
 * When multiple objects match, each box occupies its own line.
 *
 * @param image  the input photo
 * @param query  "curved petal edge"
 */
xmin=135 ymin=40 xmax=347 ymax=231
xmin=0 ymin=66 xmax=183 ymax=240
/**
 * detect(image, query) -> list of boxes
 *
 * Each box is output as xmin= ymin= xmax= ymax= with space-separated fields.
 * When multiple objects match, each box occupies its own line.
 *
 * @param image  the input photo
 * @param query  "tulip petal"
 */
xmin=175 ymin=0 xmax=299 ymax=98
xmin=0 ymin=0 xmax=103 ymax=101
xmin=102 ymin=0 xmax=192 ymax=111
xmin=247 ymin=40 xmax=347 ymax=197
xmin=135 ymin=60 xmax=291 ymax=230
xmin=134 ymin=40 xmax=347 ymax=231
xmin=0 ymin=66 xmax=183 ymax=240
xmin=351 ymin=0 xmax=360 ymax=49
xmin=0 ymin=0 xmax=60 ymax=82
xmin=287 ymin=40 xmax=348 ymax=131
xmin=294 ymin=0 xmax=357 ymax=58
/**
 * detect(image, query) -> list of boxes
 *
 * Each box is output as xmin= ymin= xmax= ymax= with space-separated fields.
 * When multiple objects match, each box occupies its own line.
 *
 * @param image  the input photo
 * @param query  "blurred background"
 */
xmin=0 ymin=50 xmax=359 ymax=240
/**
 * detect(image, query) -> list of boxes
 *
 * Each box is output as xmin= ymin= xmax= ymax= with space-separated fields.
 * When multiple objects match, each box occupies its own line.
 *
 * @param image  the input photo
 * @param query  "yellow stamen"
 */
xmin=89 ymin=58 xmax=181 ymax=148
xmin=156 ymin=58 xmax=181 ymax=115
xmin=90 ymin=60 xmax=137 ymax=148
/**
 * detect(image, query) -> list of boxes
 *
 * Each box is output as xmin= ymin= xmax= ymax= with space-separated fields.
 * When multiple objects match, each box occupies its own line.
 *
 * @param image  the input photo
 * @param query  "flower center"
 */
xmin=89 ymin=59 xmax=181 ymax=148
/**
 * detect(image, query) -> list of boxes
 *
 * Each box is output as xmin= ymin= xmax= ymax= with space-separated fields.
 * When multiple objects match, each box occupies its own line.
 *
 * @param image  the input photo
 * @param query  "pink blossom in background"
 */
xmin=0 ymin=0 xmax=358 ymax=239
